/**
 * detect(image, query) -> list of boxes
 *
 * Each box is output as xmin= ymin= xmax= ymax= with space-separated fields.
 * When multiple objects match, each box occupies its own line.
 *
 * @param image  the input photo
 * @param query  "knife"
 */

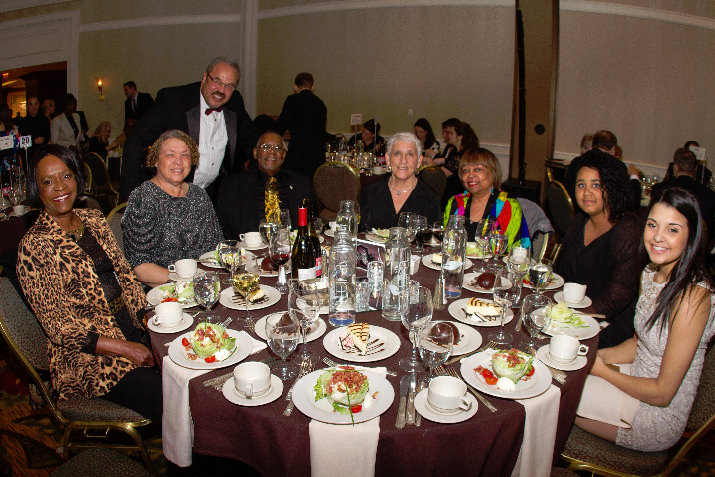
xmin=406 ymin=374 xmax=417 ymax=425
xmin=415 ymin=380 xmax=426 ymax=427
xmin=395 ymin=375 xmax=409 ymax=428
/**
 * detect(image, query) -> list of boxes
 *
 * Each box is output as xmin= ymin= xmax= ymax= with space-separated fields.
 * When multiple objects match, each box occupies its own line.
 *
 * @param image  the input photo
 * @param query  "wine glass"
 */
xmin=432 ymin=221 xmax=444 ymax=246
xmin=265 ymin=312 xmax=300 ymax=380
xmin=193 ymin=272 xmax=220 ymax=325
xmin=521 ymin=294 xmax=553 ymax=351
xmin=508 ymin=244 xmax=532 ymax=277
xmin=269 ymin=228 xmax=292 ymax=293
xmin=399 ymin=285 xmax=432 ymax=372
xmin=398 ymin=212 xmax=418 ymax=243
xmin=218 ymin=240 xmax=241 ymax=285
xmin=288 ymin=279 xmax=320 ymax=364
xmin=418 ymin=321 xmax=453 ymax=382
xmin=528 ymin=259 xmax=553 ymax=296
xmin=412 ymin=215 xmax=430 ymax=254
xmin=474 ymin=218 xmax=495 ymax=272
xmin=487 ymin=231 xmax=508 ymax=270
xmin=279 ymin=209 xmax=291 ymax=231
xmin=489 ymin=269 xmax=522 ymax=345
xmin=233 ymin=254 xmax=260 ymax=329
xmin=259 ymin=220 xmax=279 ymax=247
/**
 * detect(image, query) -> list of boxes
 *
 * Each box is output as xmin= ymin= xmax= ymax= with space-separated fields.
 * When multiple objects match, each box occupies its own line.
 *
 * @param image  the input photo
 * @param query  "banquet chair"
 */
xmin=560 ymin=344 xmax=715 ymax=476
xmin=0 ymin=278 xmax=155 ymax=474
xmin=313 ymin=161 xmax=361 ymax=221
xmin=50 ymin=448 xmax=152 ymax=477
xmin=83 ymin=152 xmax=118 ymax=213
xmin=106 ymin=202 xmax=127 ymax=253
xmin=82 ymin=162 xmax=93 ymax=192
xmin=417 ymin=165 xmax=447 ymax=201
xmin=516 ymin=198 xmax=554 ymax=257
xmin=546 ymin=180 xmax=574 ymax=239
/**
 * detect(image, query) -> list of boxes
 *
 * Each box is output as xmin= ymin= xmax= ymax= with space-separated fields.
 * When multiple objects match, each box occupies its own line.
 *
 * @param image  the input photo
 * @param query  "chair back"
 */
xmin=546 ymin=180 xmax=574 ymax=238
xmin=313 ymin=161 xmax=361 ymax=221
xmin=417 ymin=165 xmax=447 ymax=201
xmin=687 ymin=342 xmax=714 ymax=431
xmin=83 ymin=162 xmax=93 ymax=192
xmin=0 ymin=277 xmax=49 ymax=371
xmin=106 ymin=202 xmax=127 ymax=253
xmin=516 ymin=197 xmax=555 ymax=258
xmin=83 ymin=152 xmax=118 ymax=213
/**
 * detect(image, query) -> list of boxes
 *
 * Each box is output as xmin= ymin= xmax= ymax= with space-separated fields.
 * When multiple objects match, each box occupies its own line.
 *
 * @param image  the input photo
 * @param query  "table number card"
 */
xmin=18 ymin=135 xmax=32 ymax=149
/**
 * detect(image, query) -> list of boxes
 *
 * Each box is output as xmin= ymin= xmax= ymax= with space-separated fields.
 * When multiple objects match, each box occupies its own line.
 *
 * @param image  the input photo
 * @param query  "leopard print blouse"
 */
xmin=16 ymin=208 xmax=147 ymax=401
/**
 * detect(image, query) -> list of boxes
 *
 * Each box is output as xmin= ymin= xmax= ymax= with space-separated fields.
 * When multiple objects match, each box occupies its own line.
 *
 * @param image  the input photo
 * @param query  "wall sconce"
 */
xmin=97 ymin=78 xmax=105 ymax=101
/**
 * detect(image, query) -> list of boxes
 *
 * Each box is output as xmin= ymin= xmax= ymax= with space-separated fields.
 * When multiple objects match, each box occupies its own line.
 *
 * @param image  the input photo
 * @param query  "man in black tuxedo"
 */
xmin=216 ymin=131 xmax=313 ymax=239
xmin=276 ymin=72 xmax=327 ymax=179
xmin=123 ymin=81 xmax=154 ymax=122
xmin=119 ymin=57 xmax=258 ymax=201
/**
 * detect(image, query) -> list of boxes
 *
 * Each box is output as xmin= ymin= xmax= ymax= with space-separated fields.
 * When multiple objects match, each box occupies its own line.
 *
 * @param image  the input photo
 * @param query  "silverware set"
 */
xmin=395 ymin=373 xmax=419 ymax=428
xmin=283 ymin=360 xmax=313 ymax=416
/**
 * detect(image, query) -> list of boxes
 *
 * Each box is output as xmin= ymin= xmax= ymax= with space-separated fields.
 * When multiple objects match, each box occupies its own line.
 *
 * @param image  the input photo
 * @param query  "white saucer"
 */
xmin=240 ymin=241 xmax=268 ymax=251
xmin=536 ymin=344 xmax=587 ymax=371
xmin=553 ymin=292 xmax=592 ymax=309
xmin=222 ymin=375 xmax=283 ymax=406
xmin=147 ymin=312 xmax=194 ymax=333
xmin=168 ymin=269 xmax=206 ymax=282
xmin=414 ymin=389 xmax=477 ymax=424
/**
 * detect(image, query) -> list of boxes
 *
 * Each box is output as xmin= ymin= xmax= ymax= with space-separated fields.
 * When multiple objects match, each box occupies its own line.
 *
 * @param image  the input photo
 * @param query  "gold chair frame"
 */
xmin=84 ymin=151 xmax=119 ymax=211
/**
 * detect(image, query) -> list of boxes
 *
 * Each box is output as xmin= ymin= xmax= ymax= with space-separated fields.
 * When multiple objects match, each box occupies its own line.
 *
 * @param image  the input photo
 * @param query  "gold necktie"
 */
xmin=265 ymin=176 xmax=280 ymax=223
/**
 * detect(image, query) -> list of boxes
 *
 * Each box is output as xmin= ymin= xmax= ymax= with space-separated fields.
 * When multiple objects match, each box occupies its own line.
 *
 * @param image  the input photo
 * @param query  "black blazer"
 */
xmin=119 ymin=82 xmax=258 ymax=201
xmin=276 ymin=89 xmax=327 ymax=177
xmin=124 ymin=92 xmax=154 ymax=122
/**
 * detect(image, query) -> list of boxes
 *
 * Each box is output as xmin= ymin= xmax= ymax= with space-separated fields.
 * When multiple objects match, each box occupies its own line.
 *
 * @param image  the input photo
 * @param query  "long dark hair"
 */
xmin=414 ymin=118 xmax=438 ymax=150
xmin=575 ymin=149 xmax=630 ymax=223
xmin=26 ymin=144 xmax=86 ymax=208
xmin=644 ymin=187 xmax=713 ymax=333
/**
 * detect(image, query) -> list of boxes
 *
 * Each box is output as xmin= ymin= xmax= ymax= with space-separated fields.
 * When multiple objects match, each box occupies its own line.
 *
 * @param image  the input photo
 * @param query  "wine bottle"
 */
xmin=302 ymin=198 xmax=323 ymax=278
xmin=291 ymin=207 xmax=317 ymax=281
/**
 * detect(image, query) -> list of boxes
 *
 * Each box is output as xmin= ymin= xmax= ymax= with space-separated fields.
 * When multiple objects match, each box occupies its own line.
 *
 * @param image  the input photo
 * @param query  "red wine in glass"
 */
xmin=416 ymin=230 xmax=433 ymax=246
xmin=270 ymin=253 xmax=290 ymax=266
xmin=433 ymin=229 xmax=444 ymax=242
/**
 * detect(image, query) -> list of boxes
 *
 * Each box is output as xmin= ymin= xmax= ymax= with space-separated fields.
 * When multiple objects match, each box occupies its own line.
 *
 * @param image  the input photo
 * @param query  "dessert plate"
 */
xmin=168 ymin=329 xmax=253 ymax=370
xmin=222 ymin=375 xmax=283 ymax=406
xmin=422 ymin=254 xmax=473 ymax=272
xmin=414 ymin=389 xmax=477 ymax=424
xmin=462 ymin=272 xmax=511 ymax=294
xmin=448 ymin=298 xmax=514 ymax=327
xmin=536 ymin=345 xmax=587 ymax=371
xmin=254 ymin=313 xmax=327 ymax=343
xmin=322 ymin=325 xmax=400 ymax=363
xmin=219 ymin=285 xmax=281 ymax=311
xmin=553 ymin=292 xmax=592 ymax=309
xmin=450 ymin=322 xmax=483 ymax=356
xmin=147 ymin=312 xmax=194 ymax=334
xmin=460 ymin=349 xmax=551 ymax=399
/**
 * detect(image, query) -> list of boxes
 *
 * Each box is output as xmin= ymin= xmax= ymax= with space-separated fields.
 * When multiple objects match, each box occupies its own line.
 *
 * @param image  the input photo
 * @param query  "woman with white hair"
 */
xmin=359 ymin=131 xmax=441 ymax=230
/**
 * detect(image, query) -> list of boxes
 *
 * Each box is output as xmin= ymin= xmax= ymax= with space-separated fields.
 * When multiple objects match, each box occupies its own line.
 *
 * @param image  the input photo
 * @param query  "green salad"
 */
xmin=314 ymin=367 xmax=370 ymax=414
xmin=159 ymin=281 xmax=194 ymax=302
xmin=549 ymin=302 xmax=588 ymax=328
xmin=491 ymin=348 xmax=534 ymax=383
xmin=190 ymin=322 xmax=236 ymax=359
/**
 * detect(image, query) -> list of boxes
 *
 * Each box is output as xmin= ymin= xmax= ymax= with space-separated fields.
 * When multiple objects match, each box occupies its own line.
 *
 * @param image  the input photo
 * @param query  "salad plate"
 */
xmin=291 ymin=368 xmax=394 ymax=424
xmin=522 ymin=272 xmax=564 ymax=291
xmin=322 ymin=325 xmax=400 ymax=363
xmin=450 ymin=322 xmax=483 ymax=356
xmin=553 ymin=291 xmax=592 ymax=309
xmin=147 ymin=312 xmax=194 ymax=334
xmin=218 ymin=285 xmax=281 ymax=311
xmin=147 ymin=282 xmax=197 ymax=308
xmin=460 ymin=349 xmax=551 ymax=400
xmin=448 ymin=298 xmax=514 ymax=328
xmin=222 ymin=374 xmax=283 ymax=406
xmin=168 ymin=269 xmax=205 ymax=282
xmin=536 ymin=345 xmax=587 ymax=371
xmin=254 ymin=313 xmax=327 ymax=343
xmin=543 ymin=313 xmax=600 ymax=340
xmin=199 ymin=251 xmax=224 ymax=269
xmin=414 ymin=389 xmax=477 ymax=424
xmin=168 ymin=329 xmax=253 ymax=370
xmin=422 ymin=254 xmax=473 ymax=272
xmin=462 ymin=272 xmax=511 ymax=294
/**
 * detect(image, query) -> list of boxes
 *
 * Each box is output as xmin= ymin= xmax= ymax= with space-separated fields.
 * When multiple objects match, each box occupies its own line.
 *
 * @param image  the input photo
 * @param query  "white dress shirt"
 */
xmin=193 ymin=94 xmax=228 ymax=189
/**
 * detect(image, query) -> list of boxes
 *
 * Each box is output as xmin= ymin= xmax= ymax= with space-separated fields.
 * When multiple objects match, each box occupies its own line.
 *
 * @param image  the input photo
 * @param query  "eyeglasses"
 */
xmin=206 ymin=72 xmax=237 ymax=91
xmin=258 ymin=144 xmax=283 ymax=153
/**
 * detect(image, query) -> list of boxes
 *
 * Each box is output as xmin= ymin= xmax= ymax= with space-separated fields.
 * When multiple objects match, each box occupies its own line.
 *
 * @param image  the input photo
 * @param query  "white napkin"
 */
xmin=309 ymin=366 xmax=386 ymax=477
xmin=162 ymin=332 xmax=267 ymax=467
xmin=576 ymin=363 xmax=637 ymax=427
xmin=511 ymin=384 xmax=561 ymax=477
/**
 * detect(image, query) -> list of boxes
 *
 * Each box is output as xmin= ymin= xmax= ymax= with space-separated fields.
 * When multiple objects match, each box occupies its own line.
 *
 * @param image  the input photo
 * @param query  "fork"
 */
xmin=219 ymin=317 xmax=233 ymax=328
xmin=283 ymin=360 xmax=313 ymax=416
xmin=444 ymin=340 xmax=496 ymax=365
xmin=437 ymin=366 xmax=497 ymax=413
xmin=322 ymin=356 xmax=397 ymax=377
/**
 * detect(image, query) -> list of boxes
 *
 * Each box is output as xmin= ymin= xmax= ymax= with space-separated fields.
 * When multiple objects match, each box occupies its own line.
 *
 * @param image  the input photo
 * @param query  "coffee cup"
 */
xmin=168 ymin=258 xmax=197 ymax=279
xmin=329 ymin=221 xmax=337 ymax=233
xmin=234 ymin=361 xmax=271 ymax=398
xmin=549 ymin=335 xmax=588 ymax=363
xmin=563 ymin=282 xmax=587 ymax=305
xmin=12 ymin=204 xmax=26 ymax=216
xmin=153 ymin=301 xmax=183 ymax=327
xmin=240 ymin=232 xmax=263 ymax=248
xmin=427 ymin=376 xmax=472 ymax=413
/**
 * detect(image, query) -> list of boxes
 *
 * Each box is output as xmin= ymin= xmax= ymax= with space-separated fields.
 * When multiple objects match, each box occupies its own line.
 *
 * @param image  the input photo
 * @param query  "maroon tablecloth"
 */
xmin=149 ymin=242 xmax=596 ymax=476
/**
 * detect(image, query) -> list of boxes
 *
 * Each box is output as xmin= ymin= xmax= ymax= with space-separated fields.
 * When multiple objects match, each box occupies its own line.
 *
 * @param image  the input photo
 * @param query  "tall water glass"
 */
xmin=218 ymin=240 xmax=241 ymax=285
xmin=398 ymin=212 xmax=418 ymax=243
xmin=528 ymin=259 xmax=553 ymax=296
xmin=259 ymin=220 xmax=279 ymax=247
xmin=233 ymin=255 xmax=260 ymax=329
xmin=508 ymin=244 xmax=532 ymax=277
xmin=265 ymin=313 xmax=299 ymax=380
xmin=521 ymin=294 xmax=553 ymax=351
xmin=381 ymin=227 xmax=411 ymax=321
xmin=488 ymin=232 xmax=508 ymax=270
xmin=474 ymin=219 xmax=495 ymax=272
xmin=399 ymin=285 xmax=432 ymax=372
xmin=336 ymin=200 xmax=358 ymax=248
xmin=289 ymin=279 xmax=320 ymax=363
xmin=280 ymin=209 xmax=292 ymax=231
xmin=419 ymin=322 xmax=453 ymax=382
xmin=489 ymin=270 xmax=522 ymax=345
xmin=413 ymin=215 xmax=430 ymax=253
xmin=441 ymin=219 xmax=467 ymax=299
xmin=193 ymin=272 xmax=220 ymax=325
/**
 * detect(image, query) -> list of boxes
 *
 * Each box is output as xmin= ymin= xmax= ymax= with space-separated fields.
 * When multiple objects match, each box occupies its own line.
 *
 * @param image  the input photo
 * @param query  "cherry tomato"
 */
xmin=350 ymin=405 xmax=362 ymax=413
xmin=181 ymin=338 xmax=190 ymax=347
xmin=525 ymin=365 xmax=535 ymax=377
xmin=485 ymin=375 xmax=498 ymax=385
xmin=204 ymin=355 xmax=217 ymax=363
xmin=162 ymin=297 xmax=178 ymax=302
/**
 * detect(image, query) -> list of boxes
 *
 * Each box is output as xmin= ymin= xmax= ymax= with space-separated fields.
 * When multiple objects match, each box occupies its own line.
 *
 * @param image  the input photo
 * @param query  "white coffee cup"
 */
xmin=427 ymin=376 xmax=472 ymax=413
xmin=549 ymin=335 xmax=589 ymax=363
xmin=168 ymin=258 xmax=197 ymax=279
xmin=372 ymin=166 xmax=384 ymax=175
xmin=234 ymin=361 xmax=271 ymax=398
xmin=240 ymin=232 xmax=263 ymax=248
xmin=563 ymin=282 xmax=587 ymax=305
xmin=153 ymin=301 xmax=183 ymax=327
xmin=12 ymin=204 xmax=26 ymax=216
xmin=329 ymin=221 xmax=337 ymax=233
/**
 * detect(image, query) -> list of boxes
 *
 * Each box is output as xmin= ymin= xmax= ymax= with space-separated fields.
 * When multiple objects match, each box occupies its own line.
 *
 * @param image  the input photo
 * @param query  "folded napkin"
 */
xmin=309 ymin=366 xmax=386 ymax=477
xmin=162 ymin=332 xmax=267 ymax=467
xmin=512 ymin=384 xmax=561 ymax=477
xmin=576 ymin=363 xmax=638 ymax=428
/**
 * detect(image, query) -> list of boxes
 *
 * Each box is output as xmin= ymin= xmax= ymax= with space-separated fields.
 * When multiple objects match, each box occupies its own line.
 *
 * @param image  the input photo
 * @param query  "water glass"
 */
xmin=399 ymin=285 xmax=432 ymax=372
xmin=259 ymin=220 xmax=279 ymax=246
xmin=398 ymin=212 xmax=418 ymax=242
xmin=288 ymin=279 xmax=320 ymax=363
xmin=355 ymin=279 xmax=370 ymax=312
xmin=280 ymin=209 xmax=291 ymax=231
xmin=419 ymin=321 xmax=453 ymax=381
xmin=474 ymin=219 xmax=495 ymax=272
xmin=193 ymin=272 xmax=220 ymax=325
xmin=218 ymin=240 xmax=241 ymax=285
xmin=528 ymin=259 xmax=553 ymax=296
xmin=508 ymin=245 xmax=531 ymax=277
xmin=265 ymin=313 xmax=299 ymax=380
xmin=413 ymin=215 xmax=431 ymax=253
xmin=521 ymin=294 xmax=553 ymax=350
xmin=367 ymin=261 xmax=384 ymax=292
xmin=233 ymin=255 xmax=260 ymax=329
xmin=489 ymin=270 xmax=522 ymax=345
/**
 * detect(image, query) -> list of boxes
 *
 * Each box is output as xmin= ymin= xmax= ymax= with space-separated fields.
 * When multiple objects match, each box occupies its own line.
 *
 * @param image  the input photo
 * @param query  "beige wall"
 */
xmin=1 ymin=0 xmax=713 ymax=176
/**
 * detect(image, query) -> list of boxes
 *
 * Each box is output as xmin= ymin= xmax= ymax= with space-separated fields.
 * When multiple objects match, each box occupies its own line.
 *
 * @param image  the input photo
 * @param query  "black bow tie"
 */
xmin=205 ymin=107 xmax=223 ymax=115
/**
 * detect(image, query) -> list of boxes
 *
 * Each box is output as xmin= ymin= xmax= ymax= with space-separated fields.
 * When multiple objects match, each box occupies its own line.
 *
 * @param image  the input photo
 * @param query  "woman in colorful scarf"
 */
xmin=443 ymin=147 xmax=530 ymax=250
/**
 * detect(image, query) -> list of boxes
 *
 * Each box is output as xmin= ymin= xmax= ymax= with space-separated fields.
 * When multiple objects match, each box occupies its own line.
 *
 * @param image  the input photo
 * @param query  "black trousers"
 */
xmin=103 ymin=366 xmax=162 ymax=423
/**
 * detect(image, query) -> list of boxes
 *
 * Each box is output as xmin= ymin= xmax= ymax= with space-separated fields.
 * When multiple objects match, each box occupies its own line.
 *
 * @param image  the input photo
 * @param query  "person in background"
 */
xmin=16 ymin=144 xmax=162 ymax=423
xmin=0 ymin=104 xmax=20 ymax=178
xmin=360 ymin=132 xmax=441 ymax=230
xmin=123 ymin=130 xmax=223 ymax=288
xmin=19 ymin=96 xmax=49 ymax=159
xmin=441 ymin=121 xmax=480 ymax=207
xmin=50 ymin=94 xmax=86 ymax=150
xmin=123 ymin=81 xmax=154 ymax=123
xmin=41 ymin=99 xmax=55 ymax=120
xmin=276 ymin=72 xmax=328 ymax=179
xmin=413 ymin=118 xmax=440 ymax=161
xmin=665 ymin=140 xmax=712 ymax=186
xmin=443 ymin=147 xmax=530 ymax=250
xmin=555 ymin=150 xmax=646 ymax=348
xmin=348 ymin=119 xmax=386 ymax=156
xmin=216 ymin=131 xmax=313 ymax=238
xmin=574 ymin=187 xmax=713 ymax=452
xmin=433 ymin=117 xmax=461 ymax=176
xmin=580 ymin=134 xmax=594 ymax=154
xmin=88 ymin=121 xmax=112 ymax=160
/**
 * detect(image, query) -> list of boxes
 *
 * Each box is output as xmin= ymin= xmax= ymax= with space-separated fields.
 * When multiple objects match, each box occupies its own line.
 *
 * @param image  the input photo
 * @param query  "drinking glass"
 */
xmin=265 ymin=313 xmax=300 ymax=380
xmin=399 ymin=285 xmax=433 ymax=372
xmin=474 ymin=219 xmax=495 ymax=272
xmin=288 ymin=279 xmax=320 ymax=364
xmin=418 ymin=321 xmax=453 ymax=382
xmin=398 ymin=212 xmax=418 ymax=243
xmin=528 ymin=259 xmax=553 ymax=296
xmin=193 ymin=272 xmax=220 ymax=325
xmin=280 ymin=209 xmax=291 ymax=231
xmin=233 ymin=255 xmax=260 ymax=329
xmin=269 ymin=228 xmax=292 ymax=293
xmin=412 ymin=215 xmax=431 ymax=254
xmin=489 ymin=269 xmax=522 ymax=345
xmin=487 ymin=232 xmax=508 ymax=270
xmin=218 ymin=239 xmax=241 ymax=285
xmin=312 ymin=217 xmax=324 ymax=235
xmin=259 ymin=220 xmax=279 ymax=247
xmin=521 ymin=294 xmax=553 ymax=351
xmin=508 ymin=244 xmax=532 ymax=277
xmin=432 ymin=222 xmax=444 ymax=245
